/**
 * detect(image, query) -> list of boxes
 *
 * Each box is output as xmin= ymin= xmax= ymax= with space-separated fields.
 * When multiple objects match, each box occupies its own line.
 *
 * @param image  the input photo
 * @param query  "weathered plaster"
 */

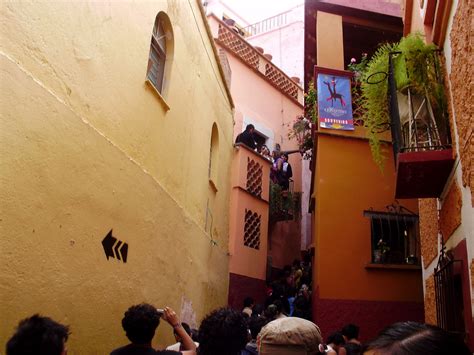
xmin=0 ymin=1 xmax=234 ymax=353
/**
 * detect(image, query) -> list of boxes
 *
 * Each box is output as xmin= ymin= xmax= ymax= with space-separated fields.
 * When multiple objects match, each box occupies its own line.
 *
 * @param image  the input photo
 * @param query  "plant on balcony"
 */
xmin=269 ymin=182 xmax=301 ymax=222
xmin=288 ymin=81 xmax=317 ymax=159
xmin=358 ymin=34 xmax=444 ymax=169
xmin=348 ymin=53 xmax=369 ymax=126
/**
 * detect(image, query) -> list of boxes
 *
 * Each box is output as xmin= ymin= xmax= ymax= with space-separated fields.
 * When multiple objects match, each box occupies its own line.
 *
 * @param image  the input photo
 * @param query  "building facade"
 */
xmin=206 ymin=14 xmax=306 ymax=307
xmin=0 ymin=1 xmax=234 ymax=352
xmin=402 ymin=0 xmax=473 ymax=349
xmin=304 ymin=1 xmax=425 ymax=342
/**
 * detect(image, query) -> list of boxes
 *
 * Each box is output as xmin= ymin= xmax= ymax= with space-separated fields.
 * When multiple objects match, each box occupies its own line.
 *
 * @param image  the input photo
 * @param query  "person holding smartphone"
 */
xmin=111 ymin=304 xmax=196 ymax=355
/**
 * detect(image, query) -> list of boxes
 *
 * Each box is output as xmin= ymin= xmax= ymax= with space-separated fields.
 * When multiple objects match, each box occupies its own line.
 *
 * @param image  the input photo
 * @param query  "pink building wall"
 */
xmin=207 ymin=16 xmax=308 ymax=303
xmin=246 ymin=4 xmax=305 ymax=81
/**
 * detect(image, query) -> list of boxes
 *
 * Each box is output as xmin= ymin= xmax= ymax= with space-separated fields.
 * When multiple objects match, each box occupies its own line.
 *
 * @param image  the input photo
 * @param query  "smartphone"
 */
xmin=156 ymin=308 xmax=164 ymax=317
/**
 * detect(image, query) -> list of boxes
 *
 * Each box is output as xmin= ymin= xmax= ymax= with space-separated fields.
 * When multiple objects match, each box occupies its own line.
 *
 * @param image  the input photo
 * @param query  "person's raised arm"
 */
xmin=163 ymin=307 xmax=197 ymax=354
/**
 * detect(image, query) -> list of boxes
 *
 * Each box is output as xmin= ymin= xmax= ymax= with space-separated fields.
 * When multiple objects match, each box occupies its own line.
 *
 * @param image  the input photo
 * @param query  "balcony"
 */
xmin=388 ymin=50 xmax=455 ymax=198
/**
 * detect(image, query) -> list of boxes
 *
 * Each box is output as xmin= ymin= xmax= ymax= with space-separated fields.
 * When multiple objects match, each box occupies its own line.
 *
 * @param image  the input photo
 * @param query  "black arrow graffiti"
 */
xmin=102 ymin=229 xmax=128 ymax=263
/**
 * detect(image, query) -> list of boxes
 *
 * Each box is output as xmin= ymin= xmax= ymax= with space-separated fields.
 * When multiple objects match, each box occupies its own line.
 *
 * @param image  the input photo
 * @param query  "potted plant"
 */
xmin=356 ymin=34 xmax=446 ymax=170
xmin=373 ymin=239 xmax=390 ymax=263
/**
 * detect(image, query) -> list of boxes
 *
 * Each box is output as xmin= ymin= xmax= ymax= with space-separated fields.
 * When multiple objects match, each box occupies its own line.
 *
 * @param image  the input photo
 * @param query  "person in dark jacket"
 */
xmin=235 ymin=124 xmax=257 ymax=150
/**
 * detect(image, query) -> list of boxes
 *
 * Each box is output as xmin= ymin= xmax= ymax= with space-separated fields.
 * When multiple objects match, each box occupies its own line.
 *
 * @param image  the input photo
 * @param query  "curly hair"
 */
xmin=6 ymin=314 xmax=70 ymax=355
xmin=122 ymin=303 xmax=160 ymax=344
xmin=198 ymin=307 xmax=248 ymax=355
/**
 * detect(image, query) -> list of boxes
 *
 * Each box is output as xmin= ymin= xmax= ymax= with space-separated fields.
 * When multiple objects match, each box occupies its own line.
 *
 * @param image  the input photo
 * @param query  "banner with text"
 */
xmin=317 ymin=73 xmax=354 ymax=130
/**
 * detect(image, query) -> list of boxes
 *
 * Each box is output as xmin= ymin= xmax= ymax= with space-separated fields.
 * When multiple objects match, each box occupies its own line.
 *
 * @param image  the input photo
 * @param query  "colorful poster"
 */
xmin=317 ymin=73 xmax=354 ymax=130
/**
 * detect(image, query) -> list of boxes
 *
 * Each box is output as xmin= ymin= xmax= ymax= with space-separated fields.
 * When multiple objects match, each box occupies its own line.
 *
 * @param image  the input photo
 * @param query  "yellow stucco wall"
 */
xmin=0 ymin=1 xmax=234 ymax=353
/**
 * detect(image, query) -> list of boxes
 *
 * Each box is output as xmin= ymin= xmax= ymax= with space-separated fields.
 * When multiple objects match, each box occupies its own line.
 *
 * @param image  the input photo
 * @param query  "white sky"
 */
xmin=222 ymin=0 xmax=303 ymax=24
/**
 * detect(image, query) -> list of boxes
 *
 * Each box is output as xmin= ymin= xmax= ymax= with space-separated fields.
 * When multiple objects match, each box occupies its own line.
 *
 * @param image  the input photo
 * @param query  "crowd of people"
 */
xmin=5 ymin=257 xmax=471 ymax=354
xmin=236 ymin=124 xmax=293 ymax=191
xmin=5 ymin=304 xmax=471 ymax=355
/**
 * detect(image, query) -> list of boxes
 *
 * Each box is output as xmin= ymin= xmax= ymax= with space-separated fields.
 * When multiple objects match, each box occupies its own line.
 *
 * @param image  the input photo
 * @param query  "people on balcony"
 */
xmin=260 ymin=145 xmax=272 ymax=160
xmin=270 ymin=152 xmax=293 ymax=190
xmin=280 ymin=153 xmax=292 ymax=190
xmin=235 ymin=124 xmax=257 ymax=150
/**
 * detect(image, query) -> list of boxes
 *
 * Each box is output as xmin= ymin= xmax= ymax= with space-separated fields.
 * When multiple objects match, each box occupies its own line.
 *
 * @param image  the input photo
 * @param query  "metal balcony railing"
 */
xmin=388 ymin=50 xmax=452 ymax=157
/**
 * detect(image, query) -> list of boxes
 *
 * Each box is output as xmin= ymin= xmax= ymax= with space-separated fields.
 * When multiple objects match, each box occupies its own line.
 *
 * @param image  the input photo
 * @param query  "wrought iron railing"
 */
xmin=434 ymin=246 xmax=465 ymax=337
xmin=388 ymin=50 xmax=452 ymax=158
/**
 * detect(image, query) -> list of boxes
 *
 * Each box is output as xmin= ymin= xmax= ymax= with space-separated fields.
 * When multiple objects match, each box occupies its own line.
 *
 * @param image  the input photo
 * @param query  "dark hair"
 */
xmin=6 ymin=314 xmax=70 ymax=355
xmin=198 ymin=307 xmax=248 ymax=355
xmin=246 ymin=124 xmax=255 ymax=131
xmin=327 ymin=331 xmax=345 ymax=346
xmin=251 ymin=303 xmax=264 ymax=317
xmin=247 ymin=316 xmax=268 ymax=339
xmin=122 ymin=303 xmax=160 ymax=344
xmin=243 ymin=297 xmax=254 ymax=308
xmin=366 ymin=321 xmax=471 ymax=355
xmin=342 ymin=323 xmax=359 ymax=340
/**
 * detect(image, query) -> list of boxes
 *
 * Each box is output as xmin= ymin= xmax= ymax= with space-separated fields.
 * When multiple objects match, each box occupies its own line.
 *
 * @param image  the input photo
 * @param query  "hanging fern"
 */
xmin=361 ymin=42 xmax=397 ymax=169
xmin=359 ymin=33 xmax=444 ymax=170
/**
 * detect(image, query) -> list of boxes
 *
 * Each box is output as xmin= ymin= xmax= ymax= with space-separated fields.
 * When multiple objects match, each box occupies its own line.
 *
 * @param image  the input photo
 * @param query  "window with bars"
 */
xmin=364 ymin=207 xmax=420 ymax=265
xmin=147 ymin=13 xmax=171 ymax=94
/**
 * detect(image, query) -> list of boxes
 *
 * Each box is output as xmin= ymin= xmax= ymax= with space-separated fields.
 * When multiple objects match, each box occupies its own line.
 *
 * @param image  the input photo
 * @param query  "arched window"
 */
xmin=147 ymin=12 xmax=173 ymax=94
xmin=209 ymin=123 xmax=219 ymax=190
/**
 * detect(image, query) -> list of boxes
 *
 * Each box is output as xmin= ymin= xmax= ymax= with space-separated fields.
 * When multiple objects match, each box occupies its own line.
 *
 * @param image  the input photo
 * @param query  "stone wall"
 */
xmin=439 ymin=181 xmax=462 ymax=242
xmin=419 ymin=198 xmax=439 ymax=267
xmin=449 ymin=0 xmax=474 ymax=206
xmin=424 ymin=275 xmax=438 ymax=325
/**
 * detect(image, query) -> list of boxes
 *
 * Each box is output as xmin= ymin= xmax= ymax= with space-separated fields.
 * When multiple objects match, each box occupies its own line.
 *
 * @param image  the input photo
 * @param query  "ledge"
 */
xmin=316 ymin=126 xmax=392 ymax=143
xmin=365 ymin=263 xmax=422 ymax=271
xmin=234 ymin=143 xmax=272 ymax=165
xmin=235 ymin=186 xmax=269 ymax=204
xmin=145 ymin=79 xmax=170 ymax=112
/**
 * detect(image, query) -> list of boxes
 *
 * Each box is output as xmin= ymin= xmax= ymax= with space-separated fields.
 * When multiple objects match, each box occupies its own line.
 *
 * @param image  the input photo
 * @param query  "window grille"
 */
xmin=246 ymin=157 xmax=263 ymax=198
xmin=244 ymin=209 xmax=261 ymax=250
xmin=364 ymin=204 xmax=420 ymax=265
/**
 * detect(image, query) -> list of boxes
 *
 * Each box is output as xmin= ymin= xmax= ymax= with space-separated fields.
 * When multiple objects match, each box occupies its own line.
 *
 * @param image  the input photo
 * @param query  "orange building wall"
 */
xmin=228 ymin=145 xmax=271 ymax=280
xmin=315 ymin=133 xmax=422 ymax=302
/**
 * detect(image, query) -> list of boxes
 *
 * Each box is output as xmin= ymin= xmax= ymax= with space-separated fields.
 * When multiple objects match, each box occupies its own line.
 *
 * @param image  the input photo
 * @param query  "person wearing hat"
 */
xmin=257 ymin=317 xmax=322 ymax=355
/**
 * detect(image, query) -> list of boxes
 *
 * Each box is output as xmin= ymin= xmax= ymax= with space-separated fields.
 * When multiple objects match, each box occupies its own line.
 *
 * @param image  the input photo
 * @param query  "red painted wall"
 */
xmin=228 ymin=273 xmax=267 ymax=310
xmin=314 ymin=293 xmax=424 ymax=343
